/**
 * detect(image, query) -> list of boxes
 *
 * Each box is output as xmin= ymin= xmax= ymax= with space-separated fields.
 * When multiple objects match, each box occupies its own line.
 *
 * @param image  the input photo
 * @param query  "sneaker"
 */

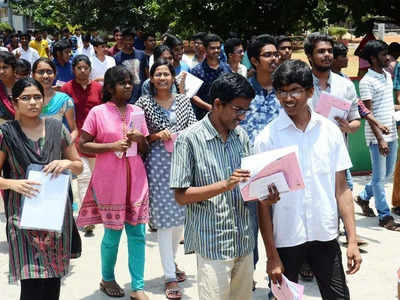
xmin=379 ymin=216 xmax=400 ymax=231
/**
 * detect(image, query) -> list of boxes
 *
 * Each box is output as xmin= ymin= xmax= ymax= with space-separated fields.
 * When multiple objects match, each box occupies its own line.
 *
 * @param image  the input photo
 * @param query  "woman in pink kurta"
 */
xmin=77 ymin=65 xmax=150 ymax=300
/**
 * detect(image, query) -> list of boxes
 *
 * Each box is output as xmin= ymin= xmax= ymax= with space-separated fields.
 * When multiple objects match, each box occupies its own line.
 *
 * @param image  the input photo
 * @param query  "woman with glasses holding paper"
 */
xmin=136 ymin=59 xmax=196 ymax=299
xmin=77 ymin=65 xmax=150 ymax=300
xmin=0 ymin=78 xmax=83 ymax=300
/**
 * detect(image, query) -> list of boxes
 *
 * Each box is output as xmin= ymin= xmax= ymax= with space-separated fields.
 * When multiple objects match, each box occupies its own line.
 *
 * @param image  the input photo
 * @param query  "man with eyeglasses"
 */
xmin=225 ymin=38 xmax=247 ymax=78
xmin=190 ymin=33 xmax=232 ymax=120
xmin=187 ymin=32 xmax=207 ymax=69
xmin=255 ymin=59 xmax=361 ymax=300
xmin=171 ymin=73 xmax=267 ymax=300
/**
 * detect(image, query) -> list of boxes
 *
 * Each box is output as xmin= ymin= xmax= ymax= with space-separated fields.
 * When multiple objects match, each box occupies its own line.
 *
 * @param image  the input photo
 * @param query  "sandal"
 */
xmin=100 ymin=280 xmax=125 ymax=298
xmin=165 ymin=281 xmax=182 ymax=299
xmin=379 ymin=216 xmax=400 ymax=231
xmin=130 ymin=290 xmax=149 ymax=300
xmin=175 ymin=264 xmax=186 ymax=282
xmin=299 ymin=262 xmax=314 ymax=281
xmin=354 ymin=196 xmax=376 ymax=217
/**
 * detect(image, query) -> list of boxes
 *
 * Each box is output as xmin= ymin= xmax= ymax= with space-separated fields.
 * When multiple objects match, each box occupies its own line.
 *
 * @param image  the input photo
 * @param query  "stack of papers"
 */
xmin=176 ymin=72 xmax=203 ymax=99
xmin=271 ymin=274 xmax=304 ymax=300
xmin=315 ymin=92 xmax=352 ymax=124
xmin=240 ymin=146 xmax=304 ymax=201
xmin=20 ymin=165 xmax=70 ymax=232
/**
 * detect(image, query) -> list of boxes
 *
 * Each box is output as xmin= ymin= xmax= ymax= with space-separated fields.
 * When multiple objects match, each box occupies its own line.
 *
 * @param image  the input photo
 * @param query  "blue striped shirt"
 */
xmin=170 ymin=114 xmax=255 ymax=260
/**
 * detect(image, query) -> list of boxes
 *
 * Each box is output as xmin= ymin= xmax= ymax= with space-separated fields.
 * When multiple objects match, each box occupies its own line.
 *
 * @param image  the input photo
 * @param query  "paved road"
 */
xmin=1 ymin=175 xmax=400 ymax=299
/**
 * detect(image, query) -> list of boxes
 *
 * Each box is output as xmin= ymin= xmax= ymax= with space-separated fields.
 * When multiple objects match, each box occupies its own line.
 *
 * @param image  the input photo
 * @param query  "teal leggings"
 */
xmin=101 ymin=223 xmax=146 ymax=291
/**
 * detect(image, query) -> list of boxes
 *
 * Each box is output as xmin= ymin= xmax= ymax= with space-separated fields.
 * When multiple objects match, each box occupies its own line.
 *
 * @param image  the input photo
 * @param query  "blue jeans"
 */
xmin=247 ymin=201 xmax=259 ymax=268
xmin=359 ymin=141 xmax=398 ymax=220
xmin=345 ymin=169 xmax=353 ymax=191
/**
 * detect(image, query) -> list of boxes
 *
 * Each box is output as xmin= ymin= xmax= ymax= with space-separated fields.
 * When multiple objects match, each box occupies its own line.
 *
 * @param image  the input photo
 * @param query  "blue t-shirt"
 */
xmin=190 ymin=59 xmax=231 ymax=119
xmin=53 ymin=58 xmax=74 ymax=84
xmin=175 ymin=61 xmax=190 ymax=76
xmin=114 ymin=49 xmax=148 ymax=103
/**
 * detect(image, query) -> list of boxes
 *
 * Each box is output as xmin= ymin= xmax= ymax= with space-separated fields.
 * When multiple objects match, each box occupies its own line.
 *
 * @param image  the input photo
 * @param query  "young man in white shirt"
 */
xmin=90 ymin=37 xmax=116 ymax=83
xmin=255 ymin=60 xmax=361 ymax=300
xmin=355 ymin=40 xmax=400 ymax=230
xmin=12 ymin=32 xmax=40 ymax=66
xmin=77 ymin=34 xmax=95 ymax=58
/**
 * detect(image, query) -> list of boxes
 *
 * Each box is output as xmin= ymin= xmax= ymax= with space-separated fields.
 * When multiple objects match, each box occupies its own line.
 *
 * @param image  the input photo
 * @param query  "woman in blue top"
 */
xmin=32 ymin=58 xmax=78 ymax=143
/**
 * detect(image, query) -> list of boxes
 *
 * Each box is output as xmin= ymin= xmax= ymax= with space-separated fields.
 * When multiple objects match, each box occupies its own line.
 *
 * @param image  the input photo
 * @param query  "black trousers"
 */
xmin=20 ymin=278 xmax=61 ymax=300
xmin=277 ymin=239 xmax=350 ymax=300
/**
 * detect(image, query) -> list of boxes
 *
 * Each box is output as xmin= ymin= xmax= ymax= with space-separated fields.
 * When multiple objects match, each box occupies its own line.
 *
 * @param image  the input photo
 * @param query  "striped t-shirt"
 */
xmin=360 ymin=69 xmax=397 ymax=145
xmin=170 ymin=114 xmax=255 ymax=260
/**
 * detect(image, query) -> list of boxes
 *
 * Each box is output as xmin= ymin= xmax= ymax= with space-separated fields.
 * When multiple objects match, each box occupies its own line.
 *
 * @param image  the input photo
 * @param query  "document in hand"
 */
xmin=20 ymin=164 xmax=71 ymax=232
xmin=176 ymin=72 xmax=203 ymax=99
xmin=126 ymin=110 xmax=145 ymax=157
xmin=315 ymin=92 xmax=352 ymax=124
xmin=164 ymin=132 xmax=179 ymax=153
xmin=239 ymin=146 xmax=304 ymax=201
xmin=271 ymin=274 xmax=304 ymax=300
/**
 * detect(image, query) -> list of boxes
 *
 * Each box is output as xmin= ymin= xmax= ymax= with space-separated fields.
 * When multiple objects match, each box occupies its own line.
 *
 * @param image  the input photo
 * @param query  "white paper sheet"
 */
xmin=328 ymin=106 xmax=348 ymax=124
xmin=177 ymin=72 xmax=203 ymax=99
xmin=271 ymin=274 xmax=304 ymax=300
xmin=248 ymin=172 xmax=289 ymax=199
xmin=20 ymin=170 xmax=70 ymax=232
xmin=240 ymin=145 xmax=299 ymax=190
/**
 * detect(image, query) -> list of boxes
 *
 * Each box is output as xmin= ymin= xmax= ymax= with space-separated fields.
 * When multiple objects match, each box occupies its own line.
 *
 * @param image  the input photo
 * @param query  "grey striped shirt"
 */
xmin=170 ymin=114 xmax=255 ymax=260
xmin=360 ymin=69 xmax=397 ymax=145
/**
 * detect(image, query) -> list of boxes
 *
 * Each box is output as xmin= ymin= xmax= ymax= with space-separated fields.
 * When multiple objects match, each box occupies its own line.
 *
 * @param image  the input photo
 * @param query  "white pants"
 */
xmin=197 ymin=253 xmax=253 ymax=300
xmin=157 ymin=225 xmax=183 ymax=282
xmin=77 ymin=156 xmax=95 ymax=202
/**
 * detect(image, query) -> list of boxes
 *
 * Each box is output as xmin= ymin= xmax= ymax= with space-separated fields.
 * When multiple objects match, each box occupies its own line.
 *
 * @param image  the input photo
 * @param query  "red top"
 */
xmin=60 ymin=80 xmax=102 ymax=157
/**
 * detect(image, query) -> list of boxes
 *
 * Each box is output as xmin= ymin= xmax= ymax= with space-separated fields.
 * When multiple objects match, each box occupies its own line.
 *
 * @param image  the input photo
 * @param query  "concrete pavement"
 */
xmin=1 ymin=175 xmax=400 ymax=299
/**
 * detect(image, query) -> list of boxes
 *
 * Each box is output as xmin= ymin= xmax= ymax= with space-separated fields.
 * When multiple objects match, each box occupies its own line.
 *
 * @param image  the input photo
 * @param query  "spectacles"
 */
xmin=276 ymin=88 xmax=305 ymax=99
xmin=35 ymin=69 xmax=54 ymax=76
xmin=231 ymin=104 xmax=250 ymax=116
xmin=233 ymin=49 xmax=244 ymax=55
xmin=259 ymin=52 xmax=279 ymax=58
xmin=17 ymin=95 xmax=43 ymax=102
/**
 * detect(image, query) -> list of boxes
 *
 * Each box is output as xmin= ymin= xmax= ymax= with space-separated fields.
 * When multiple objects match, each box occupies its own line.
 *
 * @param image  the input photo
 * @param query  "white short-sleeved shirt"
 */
xmin=90 ymin=55 xmax=116 ymax=80
xmin=360 ymin=69 xmax=397 ymax=145
xmin=77 ymin=45 xmax=95 ymax=57
xmin=310 ymin=71 xmax=360 ymax=122
xmin=12 ymin=47 xmax=40 ymax=66
xmin=254 ymin=107 xmax=352 ymax=248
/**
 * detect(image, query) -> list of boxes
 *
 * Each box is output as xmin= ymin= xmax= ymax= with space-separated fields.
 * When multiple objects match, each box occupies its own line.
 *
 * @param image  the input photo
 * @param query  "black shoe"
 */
xmin=391 ymin=207 xmax=400 ymax=216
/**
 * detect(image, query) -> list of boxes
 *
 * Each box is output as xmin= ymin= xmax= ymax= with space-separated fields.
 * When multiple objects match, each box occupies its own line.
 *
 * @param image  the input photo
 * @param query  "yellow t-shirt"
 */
xmin=29 ymin=39 xmax=49 ymax=58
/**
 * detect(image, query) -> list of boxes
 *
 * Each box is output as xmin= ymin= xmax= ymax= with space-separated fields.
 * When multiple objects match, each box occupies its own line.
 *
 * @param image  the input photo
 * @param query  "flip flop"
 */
xmin=165 ymin=282 xmax=182 ymax=299
xmin=100 ymin=280 xmax=125 ymax=298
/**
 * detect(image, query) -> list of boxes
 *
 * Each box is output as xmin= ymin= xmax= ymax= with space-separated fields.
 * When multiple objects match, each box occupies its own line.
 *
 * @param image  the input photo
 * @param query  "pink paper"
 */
xmin=271 ymin=275 xmax=304 ymax=300
xmin=241 ymin=152 xmax=304 ymax=202
xmin=126 ymin=111 xmax=145 ymax=157
xmin=164 ymin=133 xmax=179 ymax=153
xmin=315 ymin=92 xmax=351 ymax=119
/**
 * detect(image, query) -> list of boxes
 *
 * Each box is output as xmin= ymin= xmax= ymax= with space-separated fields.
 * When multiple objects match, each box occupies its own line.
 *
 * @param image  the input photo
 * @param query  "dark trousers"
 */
xmin=277 ymin=239 xmax=350 ymax=300
xmin=20 ymin=278 xmax=61 ymax=300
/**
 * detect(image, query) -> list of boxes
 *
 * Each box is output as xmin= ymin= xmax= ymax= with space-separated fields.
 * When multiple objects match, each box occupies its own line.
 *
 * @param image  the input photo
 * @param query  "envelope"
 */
xmin=126 ymin=111 xmax=145 ymax=157
xmin=164 ymin=132 xmax=179 ymax=153
xmin=240 ymin=146 xmax=304 ymax=202
xmin=315 ymin=92 xmax=352 ymax=123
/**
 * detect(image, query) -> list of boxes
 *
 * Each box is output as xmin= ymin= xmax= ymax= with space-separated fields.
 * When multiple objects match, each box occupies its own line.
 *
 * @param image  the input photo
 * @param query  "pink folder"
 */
xmin=271 ymin=275 xmax=304 ymax=300
xmin=315 ymin=92 xmax=351 ymax=119
xmin=126 ymin=111 xmax=145 ymax=157
xmin=164 ymin=133 xmax=179 ymax=153
xmin=240 ymin=152 xmax=304 ymax=202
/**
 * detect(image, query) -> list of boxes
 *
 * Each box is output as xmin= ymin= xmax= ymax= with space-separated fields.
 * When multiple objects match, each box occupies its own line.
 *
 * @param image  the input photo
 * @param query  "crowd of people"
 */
xmin=0 ymin=25 xmax=399 ymax=300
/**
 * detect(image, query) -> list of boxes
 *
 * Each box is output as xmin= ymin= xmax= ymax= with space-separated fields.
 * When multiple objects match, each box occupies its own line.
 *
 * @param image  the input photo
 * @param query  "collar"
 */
xmin=312 ymin=71 xmax=332 ymax=90
xmin=249 ymin=75 xmax=274 ymax=95
xmin=203 ymin=113 xmax=240 ymax=141
xmin=276 ymin=105 xmax=321 ymax=132
xmin=366 ymin=68 xmax=388 ymax=78
xmin=202 ymin=59 xmax=222 ymax=72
